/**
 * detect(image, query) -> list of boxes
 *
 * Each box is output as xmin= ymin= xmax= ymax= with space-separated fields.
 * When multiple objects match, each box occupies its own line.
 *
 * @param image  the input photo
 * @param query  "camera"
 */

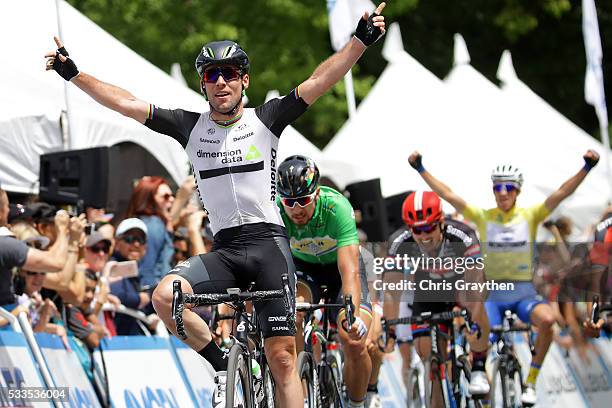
xmin=84 ymin=223 xmax=96 ymax=235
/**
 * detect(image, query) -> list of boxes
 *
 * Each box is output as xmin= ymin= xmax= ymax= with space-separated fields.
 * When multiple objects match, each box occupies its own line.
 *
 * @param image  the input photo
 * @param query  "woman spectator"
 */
xmin=109 ymin=218 xmax=155 ymax=335
xmin=125 ymin=176 xmax=175 ymax=288
xmin=10 ymin=226 xmax=69 ymax=346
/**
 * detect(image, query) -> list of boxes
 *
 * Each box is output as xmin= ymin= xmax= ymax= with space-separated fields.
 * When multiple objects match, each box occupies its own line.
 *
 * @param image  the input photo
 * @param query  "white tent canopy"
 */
xmin=323 ymin=23 xmax=453 ymax=199
xmin=323 ymin=28 xmax=611 ymax=229
xmin=0 ymin=0 xmax=209 ymax=192
xmin=495 ymin=49 xmax=612 ymax=228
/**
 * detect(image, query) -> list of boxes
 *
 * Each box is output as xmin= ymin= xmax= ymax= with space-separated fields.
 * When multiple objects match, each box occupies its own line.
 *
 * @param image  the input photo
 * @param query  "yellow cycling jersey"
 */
xmin=463 ymin=203 xmax=550 ymax=281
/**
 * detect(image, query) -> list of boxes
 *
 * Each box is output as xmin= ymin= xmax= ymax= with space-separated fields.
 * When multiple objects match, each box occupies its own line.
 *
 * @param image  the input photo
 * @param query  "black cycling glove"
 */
xmin=409 ymin=154 xmax=425 ymax=173
xmin=53 ymin=46 xmax=79 ymax=81
xmin=583 ymin=153 xmax=599 ymax=171
xmin=354 ymin=12 xmax=384 ymax=46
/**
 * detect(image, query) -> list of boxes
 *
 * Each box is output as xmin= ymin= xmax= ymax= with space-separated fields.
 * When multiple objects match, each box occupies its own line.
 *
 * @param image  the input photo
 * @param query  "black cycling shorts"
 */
xmin=170 ymin=223 xmax=296 ymax=338
xmin=293 ymin=256 xmax=372 ymax=322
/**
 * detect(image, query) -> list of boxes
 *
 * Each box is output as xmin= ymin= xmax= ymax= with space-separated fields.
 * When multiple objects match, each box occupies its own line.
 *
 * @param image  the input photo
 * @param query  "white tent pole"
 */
xmin=344 ymin=69 xmax=357 ymax=118
xmin=598 ymin=123 xmax=612 ymax=201
xmin=55 ymin=0 xmax=73 ymax=150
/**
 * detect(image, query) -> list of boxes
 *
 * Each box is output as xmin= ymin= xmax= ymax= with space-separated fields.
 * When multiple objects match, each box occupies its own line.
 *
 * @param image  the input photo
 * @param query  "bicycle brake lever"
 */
xmin=172 ymin=280 xmax=187 ymax=340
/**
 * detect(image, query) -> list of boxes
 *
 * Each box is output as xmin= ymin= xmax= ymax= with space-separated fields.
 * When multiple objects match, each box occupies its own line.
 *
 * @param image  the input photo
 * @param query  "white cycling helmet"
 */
xmin=491 ymin=164 xmax=523 ymax=187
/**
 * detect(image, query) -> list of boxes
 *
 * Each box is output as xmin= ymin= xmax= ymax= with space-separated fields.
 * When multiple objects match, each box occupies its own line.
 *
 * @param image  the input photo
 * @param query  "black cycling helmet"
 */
xmin=277 ymin=155 xmax=320 ymax=198
xmin=195 ymin=40 xmax=250 ymax=78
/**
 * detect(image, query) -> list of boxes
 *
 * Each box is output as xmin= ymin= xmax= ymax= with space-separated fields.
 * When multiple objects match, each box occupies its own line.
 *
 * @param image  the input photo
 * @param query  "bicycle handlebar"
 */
xmin=490 ymin=324 xmax=531 ymax=335
xmin=379 ymin=309 xmax=478 ymax=351
xmin=295 ymin=302 xmax=347 ymax=312
xmin=172 ymin=274 xmax=293 ymax=340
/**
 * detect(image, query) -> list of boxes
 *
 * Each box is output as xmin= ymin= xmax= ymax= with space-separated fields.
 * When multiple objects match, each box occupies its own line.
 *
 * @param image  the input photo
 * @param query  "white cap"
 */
xmin=115 ymin=218 xmax=148 ymax=237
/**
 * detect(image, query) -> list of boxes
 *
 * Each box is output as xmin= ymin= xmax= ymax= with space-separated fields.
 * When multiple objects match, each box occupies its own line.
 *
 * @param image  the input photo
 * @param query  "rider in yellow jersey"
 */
xmin=408 ymin=149 xmax=600 ymax=406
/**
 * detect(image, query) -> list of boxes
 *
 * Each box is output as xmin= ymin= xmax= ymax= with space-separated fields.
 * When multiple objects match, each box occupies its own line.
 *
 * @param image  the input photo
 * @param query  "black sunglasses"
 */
xmin=88 ymin=243 xmax=111 ymax=254
xmin=122 ymin=235 xmax=147 ymax=245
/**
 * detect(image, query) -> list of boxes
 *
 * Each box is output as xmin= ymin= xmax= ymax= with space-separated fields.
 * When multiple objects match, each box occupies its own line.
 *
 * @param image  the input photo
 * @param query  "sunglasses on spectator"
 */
xmin=411 ymin=222 xmax=440 ymax=235
xmin=493 ymin=183 xmax=519 ymax=193
xmin=121 ymin=235 xmax=147 ymax=245
xmin=26 ymin=271 xmax=45 ymax=277
xmin=202 ymin=66 xmax=242 ymax=83
xmin=280 ymin=193 xmax=317 ymax=208
xmin=88 ymin=243 xmax=110 ymax=254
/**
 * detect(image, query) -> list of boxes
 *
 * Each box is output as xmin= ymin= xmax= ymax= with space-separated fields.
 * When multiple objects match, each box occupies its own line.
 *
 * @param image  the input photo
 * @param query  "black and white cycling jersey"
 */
xmin=144 ymin=89 xmax=308 ymax=235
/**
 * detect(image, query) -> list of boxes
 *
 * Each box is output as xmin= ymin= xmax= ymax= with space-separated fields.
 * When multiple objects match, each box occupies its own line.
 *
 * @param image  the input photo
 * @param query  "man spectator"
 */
xmin=0 ymin=186 xmax=71 ymax=307
xmin=109 ymin=218 xmax=152 ymax=335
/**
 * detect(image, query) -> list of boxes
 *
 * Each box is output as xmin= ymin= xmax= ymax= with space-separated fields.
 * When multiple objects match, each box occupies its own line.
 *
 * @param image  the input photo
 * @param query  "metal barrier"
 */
xmin=102 ymin=303 xmax=168 ymax=337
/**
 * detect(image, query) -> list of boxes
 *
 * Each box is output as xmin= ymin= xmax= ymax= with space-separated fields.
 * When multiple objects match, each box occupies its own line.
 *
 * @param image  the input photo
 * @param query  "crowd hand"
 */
xmin=106 ymin=294 xmax=121 ymax=308
xmin=408 ymin=150 xmax=424 ymax=171
xmin=187 ymin=210 xmax=207 ymax=231
xmin=40 ymin=298 xmax=59 ymax=318
xmin=146 ymin=314 xmax=161 ymax=331
xmin=354 ymin=3 xmax=386 ymax=46
xmin=583 ymin=149 xmax=600 ymax=170
xmin=54 ymin=209 xmax=70 ymax=232
xmin=44 ymin=36 xmax=79 ymax=81
xmin=69 ymin=214 xmax=87 ymax=243
xmin=178 ymin=204 xmax=199 ymax=228
xmin=55 ymin=325 xmax=71 ymax=350
xmin=176 ymin=177 xmax=196 ymax=200
xmin=138 ymin=291 xmax=151 ymax=309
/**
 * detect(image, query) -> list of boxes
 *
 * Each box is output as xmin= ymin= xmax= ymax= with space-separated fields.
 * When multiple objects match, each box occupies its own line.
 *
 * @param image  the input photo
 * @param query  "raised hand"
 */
xmin=408 ymin=151 xmax=424 ymax=172
xmin=355 ymin=2 xmax=386 ymax=46
xmin=583 ymin=149 xmax=600 ymax=171
xmin=44 ymin=36 xmax=79 ymax=81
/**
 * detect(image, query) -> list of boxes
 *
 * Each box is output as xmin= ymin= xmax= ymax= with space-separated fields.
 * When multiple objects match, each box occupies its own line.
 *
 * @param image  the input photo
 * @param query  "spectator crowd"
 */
xmin=0 ymin=171 xmax=611 ymax=403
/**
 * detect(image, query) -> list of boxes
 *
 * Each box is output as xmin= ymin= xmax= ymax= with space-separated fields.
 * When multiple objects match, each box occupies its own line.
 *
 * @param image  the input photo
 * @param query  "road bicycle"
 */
xmin=295 ymin=294 xmax=355 ymax=408
xmin=488 ymin=310 xmax=533 ymax=408
xmin=172 ymin=274 xmax=294 ymax=408
xmin=381 ymin=309 xmax=482 ymax=408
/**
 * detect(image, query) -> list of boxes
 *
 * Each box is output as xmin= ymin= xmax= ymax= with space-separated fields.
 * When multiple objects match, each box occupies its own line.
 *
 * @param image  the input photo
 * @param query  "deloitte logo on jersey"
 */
xmin=270 ymin=148 xmax=277 ymax=201
xmin=197 ymin=148 xmax=243 ymax=164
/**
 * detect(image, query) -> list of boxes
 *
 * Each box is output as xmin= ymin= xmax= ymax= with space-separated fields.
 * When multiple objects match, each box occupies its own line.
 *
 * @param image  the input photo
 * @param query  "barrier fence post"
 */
xmin=16 ymin=311 xmax=66 ymax=408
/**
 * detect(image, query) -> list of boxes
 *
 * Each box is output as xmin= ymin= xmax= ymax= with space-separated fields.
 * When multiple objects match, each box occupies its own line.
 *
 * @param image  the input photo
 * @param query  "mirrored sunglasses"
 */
xmin=493 ymin=183 xmax=519 ymax=193
xmin=411 ymin=222 xmax=440 ymax=235
xmin=202 ymin=66 xmax=242 ymax=83
xmin=280 ymin=193 xmax=316 ymax=208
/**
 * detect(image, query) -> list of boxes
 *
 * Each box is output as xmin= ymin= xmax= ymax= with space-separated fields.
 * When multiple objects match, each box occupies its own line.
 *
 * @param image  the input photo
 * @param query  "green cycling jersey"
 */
xmin=277 ymin=186 xmax=359 ymax=265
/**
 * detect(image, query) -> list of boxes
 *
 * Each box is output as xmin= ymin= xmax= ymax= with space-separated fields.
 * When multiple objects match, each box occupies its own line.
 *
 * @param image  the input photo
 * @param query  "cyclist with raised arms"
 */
xmin=383 ymin=191 xmax=490 ymax=407
xmin=276 ymin=155 xmax=373 ymax=408
xmin=408 ymin=149 xmax=600 ymax=405
xmin=45 ymin=4 xmax=386 ymax=406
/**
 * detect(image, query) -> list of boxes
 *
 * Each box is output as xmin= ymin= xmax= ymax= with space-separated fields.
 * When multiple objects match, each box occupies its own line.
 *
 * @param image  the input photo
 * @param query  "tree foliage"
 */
xmin=67 ymin=0 xmax=611 ymax=147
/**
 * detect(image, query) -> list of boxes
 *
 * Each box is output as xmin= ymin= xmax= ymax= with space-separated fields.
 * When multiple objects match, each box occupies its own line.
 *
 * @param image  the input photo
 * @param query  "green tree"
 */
xmin=67 ymin=0 xmax=611 ymax=147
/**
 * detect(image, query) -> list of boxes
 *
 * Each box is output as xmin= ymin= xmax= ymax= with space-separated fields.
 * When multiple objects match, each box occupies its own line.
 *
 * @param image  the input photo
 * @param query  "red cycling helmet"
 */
xmin=402 ymin=191 xmax=443 ymax=227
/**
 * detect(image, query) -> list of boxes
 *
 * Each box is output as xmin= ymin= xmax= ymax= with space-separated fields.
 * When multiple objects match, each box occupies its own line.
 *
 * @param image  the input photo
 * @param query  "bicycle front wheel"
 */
xmin=297 ymin=351 xmax=319 ymax=407
xmin=490 ymin=358 xmax=522 ymax=408
xmin=406 ymin=367 xmax=422 ymax=408
xmin=226 ymin=344 xmax=253 ymax=408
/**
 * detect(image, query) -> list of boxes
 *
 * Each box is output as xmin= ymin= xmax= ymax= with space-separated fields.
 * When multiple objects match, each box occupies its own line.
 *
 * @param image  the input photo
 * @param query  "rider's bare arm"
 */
xmin=45 ymin=36 xmax=149 ymax=124
xmin=544 ymin=150 xmax=600 ymax=212
xmin=297 ymin=3 xmax=386 ymax=105
xmin=409 ymin=151 xmax=467 ymax=212
xmin=338 ymin=244 xmax=362 ymax=316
